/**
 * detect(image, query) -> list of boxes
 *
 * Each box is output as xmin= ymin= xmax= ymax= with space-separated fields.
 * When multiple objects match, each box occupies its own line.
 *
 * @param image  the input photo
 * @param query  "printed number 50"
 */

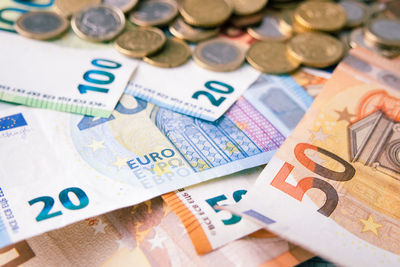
xmin=270 ymin=143 xmax=355 ymax=217
xmin=28 ymin=187 xmax=89 ymax=222
xmin=206 ymin=189 xmax=247 ymax=225
xmin=192 ymin=81 xmax=234 ymax=107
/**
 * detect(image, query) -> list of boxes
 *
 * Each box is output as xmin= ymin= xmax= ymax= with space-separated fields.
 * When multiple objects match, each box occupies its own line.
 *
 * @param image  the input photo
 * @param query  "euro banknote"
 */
xmin=161 ymin=72 xmax=315 ymax=254
xmin=0 ymin=197 xmax=314 ymax=267
xmin=0 ymin=0 xmax=259 ymax=121
xmin=0 ymin=31 xmax=137 ymax=118
xmin=224 ymin=47 xmax=400 ymax=267
xmin=0 ymin=71 xmax=312 ymax=248
xmin=162 ymin=167 xmax=264 ymax=255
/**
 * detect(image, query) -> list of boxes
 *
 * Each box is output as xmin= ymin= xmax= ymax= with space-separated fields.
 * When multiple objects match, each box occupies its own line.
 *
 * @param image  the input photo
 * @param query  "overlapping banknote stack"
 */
xmin=1 ymin=0 xmax=400 ymax=267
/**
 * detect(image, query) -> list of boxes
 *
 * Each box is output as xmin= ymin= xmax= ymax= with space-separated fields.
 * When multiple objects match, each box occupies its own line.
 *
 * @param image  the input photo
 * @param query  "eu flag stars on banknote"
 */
xmin=0 ymin=72 xmax=312 ymax=249
xmin=3 ymin=0 xmax=400 ymax=266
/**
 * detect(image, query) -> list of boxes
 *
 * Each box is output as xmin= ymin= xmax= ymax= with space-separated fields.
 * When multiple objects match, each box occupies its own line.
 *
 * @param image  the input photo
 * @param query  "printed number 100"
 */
xmin=78 ymin=59 xmax=122 ymax=94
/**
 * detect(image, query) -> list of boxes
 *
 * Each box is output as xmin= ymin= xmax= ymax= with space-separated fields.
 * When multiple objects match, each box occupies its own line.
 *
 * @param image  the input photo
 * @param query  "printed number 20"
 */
xmin=192 ymin=81 xmax=234 ymax=107
xmin=28 ymin=187 xmax=89 ymax=222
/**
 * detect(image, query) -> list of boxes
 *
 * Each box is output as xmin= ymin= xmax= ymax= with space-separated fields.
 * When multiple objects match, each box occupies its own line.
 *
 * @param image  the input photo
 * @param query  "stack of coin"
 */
xmin=12 ymin=0 xmax=400 ymax=72
xmin=349 ymin=18 xmax=400 ymax=58
xmin=245 ymin=1 xmax=347 ymax=73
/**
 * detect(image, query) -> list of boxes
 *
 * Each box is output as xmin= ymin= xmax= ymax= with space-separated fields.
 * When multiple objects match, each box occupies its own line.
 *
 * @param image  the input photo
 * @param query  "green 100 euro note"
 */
xmin=0 ymin=31 xmax=137 ymax=118
xmin=0 ymin=0 xmax=259 ymax=121
xmin=0 ymin=74 xmax=312 ymax=248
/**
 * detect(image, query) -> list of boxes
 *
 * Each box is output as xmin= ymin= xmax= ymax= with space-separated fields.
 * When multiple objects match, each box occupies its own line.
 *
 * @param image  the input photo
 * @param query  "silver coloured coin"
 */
xmin=71 ymin=4 xmax=125 ymax=42
xmin=339 ymin=1 xmax=369 ymax=28
xmin=247 ymin=12 xmax=291 ymax=41
xmin=129 ymin=0 xmax=178 ymax=27
xmin=15 ymin=11 xmax=69 ymax=40
xmin=350 ymin=28 xmax=400 ymax=58
xmin=103 ymin=0 xmax=138 ymax=13
xmin=193 ymin=38 xmax=245 ymax=72
xmin=366 ymin=18 xmax=400 ymax=47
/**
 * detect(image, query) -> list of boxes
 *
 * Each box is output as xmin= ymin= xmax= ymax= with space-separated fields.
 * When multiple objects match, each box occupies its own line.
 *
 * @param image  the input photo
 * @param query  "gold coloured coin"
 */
xmin=365 ymin=18 xmax=400 ymax=47
xmin=54 ymin=0 xmax=101 ymax=18
xmin=229 ymin=11 xmax=264 ymax=28
xmin=71 ymin=4 xmax=126 ymax=42
xmin=246 ymin=41 xmax=300 ymax=74
xmin=269 ymin=0 xmax=299 ymax=10
xmin=129 ymin=0 xmax=178 ymax=27
xmin=385 ymin=1 xmax=400 ymax=20
xmin=293 ymin=19 xmax=311 ymax=33
xmin=144 ymin=38 xmax=191 ymax=68
xmin=193 ymin=38 xmax=245 ymax=72
xmin=231 ymin=0 xmax=267 ymax=16
xmin=103 ymin=0 xmax=138 ymax=13
xmin=179 ymin=0 xmax=232 ymax=28
xmin=294 ymin=1 xmax=346 ymax=32
xmin=169 ymin=17 xmax=219 ymax=42
xmin=15 ymin=11 xmax=69 ymax=40
xmin=288 ymin=32 xmax=344 ymax=68
xmin=115 ymin=27 xmax=166 ymax=58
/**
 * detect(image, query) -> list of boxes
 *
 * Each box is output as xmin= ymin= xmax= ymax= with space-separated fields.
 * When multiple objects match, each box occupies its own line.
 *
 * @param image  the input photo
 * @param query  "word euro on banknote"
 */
xmin=0 ymin=198 xmax=313 ymax=267
xmin=162 ymin=74 xmax=314 ymax=254
xmin=0 ymin=0 xmax=259 ymax=121
xmin=224 ymin=47 xmax=400 ymax=267
xmin=0 ymin=31 xmax=136 ymax=118
xmin=0 ymin=73 xmax=311 ymax=249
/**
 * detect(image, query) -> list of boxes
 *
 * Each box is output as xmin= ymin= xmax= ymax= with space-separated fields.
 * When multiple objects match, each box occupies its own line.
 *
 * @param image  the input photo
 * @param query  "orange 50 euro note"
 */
xmin=224 ymin=47 xmax=400 ymax=267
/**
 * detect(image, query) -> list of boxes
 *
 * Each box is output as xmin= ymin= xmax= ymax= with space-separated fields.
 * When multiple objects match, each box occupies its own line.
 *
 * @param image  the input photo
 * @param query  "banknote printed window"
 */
xmin=260 ymin=88 xmax=305 ymax=130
